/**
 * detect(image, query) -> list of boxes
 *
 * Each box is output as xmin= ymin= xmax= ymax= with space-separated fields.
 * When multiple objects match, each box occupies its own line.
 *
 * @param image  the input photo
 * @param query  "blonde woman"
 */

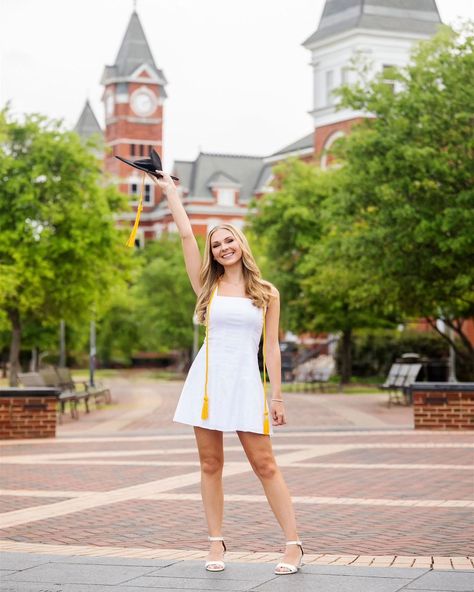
xmin=150 ymin=172 xmax=304 ymax=575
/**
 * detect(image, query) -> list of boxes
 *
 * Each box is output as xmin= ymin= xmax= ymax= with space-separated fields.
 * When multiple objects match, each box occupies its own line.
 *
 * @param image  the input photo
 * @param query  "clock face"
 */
xmin=131 ymin=90 xmax=156 ymax=117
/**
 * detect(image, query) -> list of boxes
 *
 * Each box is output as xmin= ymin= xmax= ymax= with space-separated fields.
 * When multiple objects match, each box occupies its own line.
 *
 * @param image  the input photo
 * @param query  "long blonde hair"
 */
xmin=194 ymin=223 xmax=274 ymax=324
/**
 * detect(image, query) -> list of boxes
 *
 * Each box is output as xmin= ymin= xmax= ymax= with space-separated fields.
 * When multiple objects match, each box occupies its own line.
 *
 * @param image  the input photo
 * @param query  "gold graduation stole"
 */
xmin=125 ymin=172 xmax=145 ymax=248
xmin=201 ymin=285 xmax=270 ymax=436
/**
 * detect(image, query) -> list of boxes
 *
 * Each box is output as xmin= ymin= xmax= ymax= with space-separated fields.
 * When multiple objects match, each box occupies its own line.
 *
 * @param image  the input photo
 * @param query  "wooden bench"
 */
xmin=18 ymin=372 xmax=86 ymax=420
xmin=56 ymin=367 xmax=111 ymax=406
xmin=380 ymin=363 xmax=422 ymax=407
xmin=290 ymin=355 xmax=336 ymax=392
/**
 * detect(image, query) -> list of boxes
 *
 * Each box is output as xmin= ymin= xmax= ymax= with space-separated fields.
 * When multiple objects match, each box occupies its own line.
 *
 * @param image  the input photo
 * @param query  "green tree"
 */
xmin=249 ymin=159 xmax=390 ymax=382
xmin=132 ymin=234 xmax=200 ymax=366
xmin=334 ymin=25 xmax=474 ymax=375
xmin=0 ymin=109 xmax=130 ymax=385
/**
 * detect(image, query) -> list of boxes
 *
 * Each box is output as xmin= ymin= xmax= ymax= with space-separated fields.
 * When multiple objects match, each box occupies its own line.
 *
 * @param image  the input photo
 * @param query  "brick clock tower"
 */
xmin=101 ymin=10 xmax=167 ymax=245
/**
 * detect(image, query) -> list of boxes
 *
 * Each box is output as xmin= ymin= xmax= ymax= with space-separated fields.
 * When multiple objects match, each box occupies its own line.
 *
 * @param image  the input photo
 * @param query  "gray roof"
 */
xmin=254 ymin=163 xmax=274 ymax=194
xmin=303 ymin=0 xmax=442 ymax=46
xmin=102 ymin=11 xmax=167 ymax=87
xmin=271 ymin=132 xmax=314 ymax=157
xmin=175 ymin=153 xmax=264 ymax=202
xmin=74 ymin=100 xmax=103 ymax=141
xmin=173 ymin=160 xmax=194 ymax=192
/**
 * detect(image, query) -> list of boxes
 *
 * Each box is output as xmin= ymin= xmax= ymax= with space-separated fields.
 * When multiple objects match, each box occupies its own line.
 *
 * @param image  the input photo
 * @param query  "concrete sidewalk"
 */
xmin=1 ymin=551 xmax=473 ymax=591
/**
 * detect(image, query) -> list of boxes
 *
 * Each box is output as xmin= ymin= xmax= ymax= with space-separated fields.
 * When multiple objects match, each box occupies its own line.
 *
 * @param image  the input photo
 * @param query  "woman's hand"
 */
xmin=147 ymin=171 xmax=176 ymax=192
xmin=271 ymin=400 xmax=286 ymax=426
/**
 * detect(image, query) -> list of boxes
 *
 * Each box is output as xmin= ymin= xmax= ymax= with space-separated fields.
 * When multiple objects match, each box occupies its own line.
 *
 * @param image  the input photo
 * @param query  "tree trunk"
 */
xmin=340 ymin=328 xmax=352 ymax=384
xmin=8 ymin=309 xmax=21 ymax=387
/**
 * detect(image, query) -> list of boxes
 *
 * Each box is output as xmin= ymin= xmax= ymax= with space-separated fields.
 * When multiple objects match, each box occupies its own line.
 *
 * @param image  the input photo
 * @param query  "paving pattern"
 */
xmin=0 ymin=378 xmax=473 ymax=575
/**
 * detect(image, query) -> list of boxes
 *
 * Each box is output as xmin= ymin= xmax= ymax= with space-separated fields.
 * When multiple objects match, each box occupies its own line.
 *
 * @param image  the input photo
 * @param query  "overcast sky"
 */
xmin=1 ymin=0 xmax=472 ymax=168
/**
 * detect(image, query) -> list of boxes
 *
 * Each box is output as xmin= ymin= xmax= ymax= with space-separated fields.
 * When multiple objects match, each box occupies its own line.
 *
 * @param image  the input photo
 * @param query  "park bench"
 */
xmin=290 ymin=354 xmax=336 ymax=392
xmin=18 ymin=371 xmax=83 ymax=420
xmin=380 ymin=362 xmax=422 ymax=407
xmin=55 ymin=367 xmax=111 ymax=406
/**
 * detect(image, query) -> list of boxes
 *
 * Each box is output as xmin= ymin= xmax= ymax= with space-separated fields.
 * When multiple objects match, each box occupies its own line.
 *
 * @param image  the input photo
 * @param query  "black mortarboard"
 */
xmin=115 ymin=149 xmax=179 ymax=181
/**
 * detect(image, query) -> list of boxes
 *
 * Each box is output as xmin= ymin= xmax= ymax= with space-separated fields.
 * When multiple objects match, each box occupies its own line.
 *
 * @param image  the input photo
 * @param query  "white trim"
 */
xmin=263 ymin=146 xmax=313 ymax=164
xmin=304 ymin=26 xmax=437 ymax=51
xmin=105 ymin=116 xmax=162 ymax=125
xmin=130 ymin=64 xmax=160 ymax=82
xmin=320 ymin=130 xmax=345 ymax=170
xmin=208 ymin=179 xmax=241 ymax=189
xmin=107 ymin=139 xmax=162 ymax=147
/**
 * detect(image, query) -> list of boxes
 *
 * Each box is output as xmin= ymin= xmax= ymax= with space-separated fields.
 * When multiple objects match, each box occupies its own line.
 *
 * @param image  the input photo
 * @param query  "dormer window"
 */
xmin=207 ymin=172 xmax=241 ymax=206
xmin=217 ymin=188 xmax=235 ymax=206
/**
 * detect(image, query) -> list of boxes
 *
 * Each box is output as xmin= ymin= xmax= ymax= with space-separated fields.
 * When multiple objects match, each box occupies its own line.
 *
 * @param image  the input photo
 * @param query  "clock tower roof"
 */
xmin=101 ymin=10 xmax=167 ymax=86
xmin=303 ymin=0 xmax=442 ymax=46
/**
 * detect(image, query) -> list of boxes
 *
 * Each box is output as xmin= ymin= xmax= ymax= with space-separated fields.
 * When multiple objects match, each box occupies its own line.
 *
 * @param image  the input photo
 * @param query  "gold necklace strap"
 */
xmin=262 ymin=305 xmax=270 ymax=435
xmin=201 ymin=284 xmax=218 ymax=420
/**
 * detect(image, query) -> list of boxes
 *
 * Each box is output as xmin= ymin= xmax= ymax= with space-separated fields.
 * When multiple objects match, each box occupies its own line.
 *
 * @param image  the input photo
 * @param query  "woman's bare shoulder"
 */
xmin=263 ymin=280 xmax=280 ymax=299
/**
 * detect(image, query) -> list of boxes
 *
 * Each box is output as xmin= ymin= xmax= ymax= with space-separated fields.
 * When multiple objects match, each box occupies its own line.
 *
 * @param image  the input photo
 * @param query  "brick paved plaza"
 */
xmin=1 ymin=377 xmax=473 ymax=591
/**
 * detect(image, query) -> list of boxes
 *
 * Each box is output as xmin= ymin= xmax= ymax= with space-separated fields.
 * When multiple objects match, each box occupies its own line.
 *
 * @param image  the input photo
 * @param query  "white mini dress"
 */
xmin=173 ymin=284 xmax=273 ymax=436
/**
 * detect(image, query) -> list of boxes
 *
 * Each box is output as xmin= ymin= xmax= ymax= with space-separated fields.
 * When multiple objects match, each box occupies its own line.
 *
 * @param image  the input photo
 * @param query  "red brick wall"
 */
xmin=414 ymin=390 xmax=474 ymax=430
xmin=0 ymin=396 xmax=57 ymax=439
xmin=314 ymin=117 xmax=364 ymax=157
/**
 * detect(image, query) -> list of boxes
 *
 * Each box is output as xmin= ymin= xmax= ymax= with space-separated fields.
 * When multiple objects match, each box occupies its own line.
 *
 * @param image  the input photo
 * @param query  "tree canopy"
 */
xmin=249 ymin=25 xmax=474 ymax=379
xmin=0 ymin=109 xmax=130 ymax=384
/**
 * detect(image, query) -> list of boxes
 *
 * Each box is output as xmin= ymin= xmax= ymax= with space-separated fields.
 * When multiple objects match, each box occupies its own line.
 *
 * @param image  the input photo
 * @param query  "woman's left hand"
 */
xmin=271 ymin=400 xmax=286 ymax=426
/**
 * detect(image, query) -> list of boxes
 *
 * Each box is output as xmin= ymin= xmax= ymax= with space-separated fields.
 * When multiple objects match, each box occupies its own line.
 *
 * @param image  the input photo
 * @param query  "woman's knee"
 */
xmin=252 ymin=457 xmax=278 ymax=480
xmin=200 ymin=455 xmax=224 ymax=475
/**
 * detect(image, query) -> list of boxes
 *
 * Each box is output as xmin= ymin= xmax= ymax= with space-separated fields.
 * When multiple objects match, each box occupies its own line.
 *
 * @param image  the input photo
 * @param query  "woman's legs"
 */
xmin=194 ymin=426 xmax=225 ymax=564
xmin=237 ymin=430 xmax=302 ymax=567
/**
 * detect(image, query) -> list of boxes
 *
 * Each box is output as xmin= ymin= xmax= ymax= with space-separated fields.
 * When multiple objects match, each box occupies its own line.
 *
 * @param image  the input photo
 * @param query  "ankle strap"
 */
xmin=285 ymin=540 xmax=302 ymax=546
xmin=208 ymin=536 xmax=224 ymax=541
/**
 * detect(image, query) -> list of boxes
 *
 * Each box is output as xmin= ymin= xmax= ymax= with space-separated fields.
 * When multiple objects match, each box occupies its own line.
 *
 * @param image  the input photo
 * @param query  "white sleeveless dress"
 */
xmin=173 ymin=284 xmax=273 ymax=436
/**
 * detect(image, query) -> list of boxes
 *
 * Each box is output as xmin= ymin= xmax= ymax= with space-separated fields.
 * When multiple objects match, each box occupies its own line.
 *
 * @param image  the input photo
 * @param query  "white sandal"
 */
xmin=205 ymin=535 xmax=227 ymax=572
xmin=274 ymin=540 xmax=304 ymax=575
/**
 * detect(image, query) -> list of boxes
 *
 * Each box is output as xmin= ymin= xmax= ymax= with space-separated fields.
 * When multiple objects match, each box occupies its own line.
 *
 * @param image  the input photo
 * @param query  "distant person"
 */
xmin=149 ymin=172 xmax=304 ymax=575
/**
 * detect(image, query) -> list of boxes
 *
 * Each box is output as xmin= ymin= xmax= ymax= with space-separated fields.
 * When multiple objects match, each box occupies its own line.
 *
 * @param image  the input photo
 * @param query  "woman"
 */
xmin=149 ymin=172 xmax=304 ymax=575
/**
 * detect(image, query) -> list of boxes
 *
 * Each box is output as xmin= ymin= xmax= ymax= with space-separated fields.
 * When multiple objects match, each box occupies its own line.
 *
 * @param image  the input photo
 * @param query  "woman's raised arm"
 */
xmin=149 ymin=172 xmax=202 ymax=296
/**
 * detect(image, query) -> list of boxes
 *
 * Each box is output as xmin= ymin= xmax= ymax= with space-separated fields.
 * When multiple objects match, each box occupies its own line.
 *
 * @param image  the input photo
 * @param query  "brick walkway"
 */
xmin=0 ymin=377 xmax=473 ymax=572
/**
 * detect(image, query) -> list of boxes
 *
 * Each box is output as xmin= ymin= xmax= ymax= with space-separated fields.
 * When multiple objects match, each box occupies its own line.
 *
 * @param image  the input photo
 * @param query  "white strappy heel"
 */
xmin=274 ymin=540 xmax=305 ymax=575
xmin=205 ymin=536 xmax=227 ymax=572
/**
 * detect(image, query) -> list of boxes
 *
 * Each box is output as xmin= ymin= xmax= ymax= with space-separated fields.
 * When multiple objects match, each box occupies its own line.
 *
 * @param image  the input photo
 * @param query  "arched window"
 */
xmin=320 ymin=130 xmax=345 ymax=170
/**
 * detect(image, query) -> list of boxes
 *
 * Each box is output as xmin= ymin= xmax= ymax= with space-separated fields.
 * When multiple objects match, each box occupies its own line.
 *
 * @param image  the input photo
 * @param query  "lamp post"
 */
xmin=89 ymin=320 xmax=96 ymax=387
xmin=59 ymin=319 xmax=66 ymax=367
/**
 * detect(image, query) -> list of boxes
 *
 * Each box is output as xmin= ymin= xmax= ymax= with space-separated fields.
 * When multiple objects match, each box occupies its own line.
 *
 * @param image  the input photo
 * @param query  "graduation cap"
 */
xmin=116 ymin=149 xmax=179 ymax=248
xmin=115 ymin=149 xmax=179 ymax=181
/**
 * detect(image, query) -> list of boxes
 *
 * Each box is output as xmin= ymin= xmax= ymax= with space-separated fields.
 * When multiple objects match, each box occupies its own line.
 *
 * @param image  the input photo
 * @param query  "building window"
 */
xmin=341 ymin=66 xmax=350 ymax=85
xmin=130 ymin=183 xmax=139 ymax=198
xmin=382 ymin=64 xmax=396 ymax=93
xmin=326 ymin=70 xmax=334 ymax=105
xmin=217 ymin=188 xmax=235 ymax=206
xmin=131 ymin=144 xmax=135 ymax=156
xmin=139 ymin=145 xmax=145 ymax=156
xmin=144 ymin=184 xmax=153 ymax=204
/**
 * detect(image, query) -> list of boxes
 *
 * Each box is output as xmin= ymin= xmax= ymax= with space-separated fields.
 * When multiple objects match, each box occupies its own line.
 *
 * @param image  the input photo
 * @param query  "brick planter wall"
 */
xmin=412 ymin=383 xmax=474 ymax=430
xmin=0 ymin=388 xmax=61 ymax=439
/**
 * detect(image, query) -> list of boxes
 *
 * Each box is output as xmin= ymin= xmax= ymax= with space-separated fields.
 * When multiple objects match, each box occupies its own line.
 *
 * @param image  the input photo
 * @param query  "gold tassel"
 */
xmin=262 ymin=306 xmax=270 ymax=435
xmin=201 ymin=285 xmax=218 ymax=420
xmin=125 ymin=172 xmax=145 ymax=248
xmin=201 ymin=395 xmax=209 ymax=420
